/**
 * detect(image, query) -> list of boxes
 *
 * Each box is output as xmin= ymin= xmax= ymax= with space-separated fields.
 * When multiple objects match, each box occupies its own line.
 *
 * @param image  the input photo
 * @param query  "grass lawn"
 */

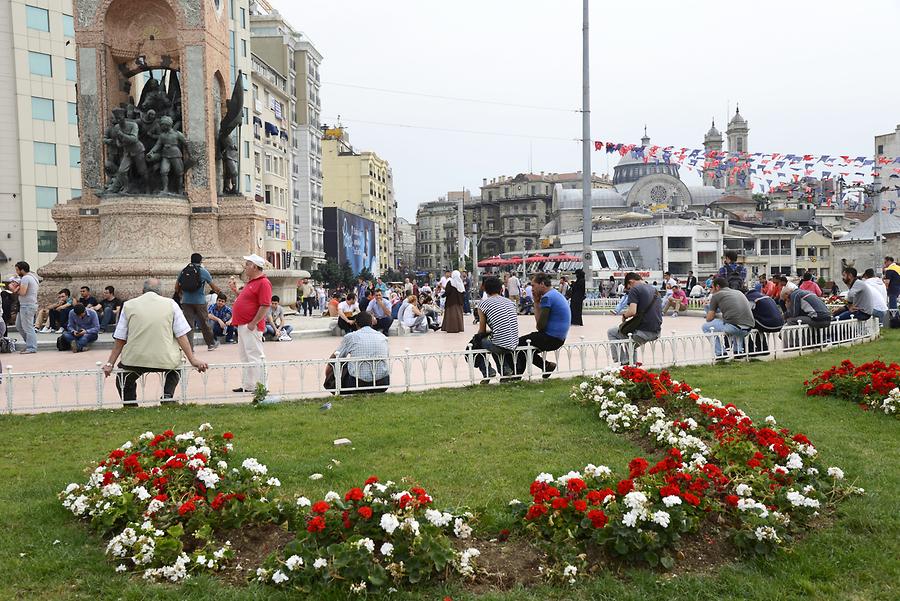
xmin=1 ymin=331 xmax=898 ymax=600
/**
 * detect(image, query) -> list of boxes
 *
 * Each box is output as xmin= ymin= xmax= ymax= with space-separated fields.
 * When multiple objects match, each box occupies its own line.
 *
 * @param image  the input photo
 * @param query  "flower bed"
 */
xmin=60 ymin=425 xmax=476 ymax=593
xmin=805 ymin=359 xmax=900 ymax=417
xmin=509 ymin=366 xmax=864 ymax=580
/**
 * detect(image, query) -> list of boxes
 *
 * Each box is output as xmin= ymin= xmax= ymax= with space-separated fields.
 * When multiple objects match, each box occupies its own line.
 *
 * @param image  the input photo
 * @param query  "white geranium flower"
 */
xmin=313 ymin=557 xmax=327 ymax=569
xmin=735 ymin=483 xmax=753 ymax=497
xmin=296 ymin=496 xmax=311 ymax=507
xmin=266 ymin=478 xmax=281 ymax=487
xmin=651 ymin=511 xmax=671 ymax=528
xmin=662 ymin=495 xmax=682 ymax=507
xmin=380 ymin=542 xmax=394 ymax=557
xmin=271 ymin=570 xmax=289 ymax=584
xmin=324 ymin=491 xmax=340 ymax=503
xmin=198 ymin=422 xmax=212 ymax=431
xmin=534 ymin=472 xmax=554 ymax=484
xmin=827 ymin=467 xmax=845 ymax=480
xmin=380 ymin=513 xmax=400 ymax=534
xmin=285 ymin=555 xmax=303 ymax=571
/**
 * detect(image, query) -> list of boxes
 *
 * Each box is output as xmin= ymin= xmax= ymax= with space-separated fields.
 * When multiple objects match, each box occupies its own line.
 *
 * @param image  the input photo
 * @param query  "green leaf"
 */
xmin=660 ymin=555 xmax=675 ymax=570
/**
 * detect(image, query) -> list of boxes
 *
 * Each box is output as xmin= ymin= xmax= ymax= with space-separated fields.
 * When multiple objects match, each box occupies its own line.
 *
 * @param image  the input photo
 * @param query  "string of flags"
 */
xmin=593 ymin=140 xmax=900 ymax=203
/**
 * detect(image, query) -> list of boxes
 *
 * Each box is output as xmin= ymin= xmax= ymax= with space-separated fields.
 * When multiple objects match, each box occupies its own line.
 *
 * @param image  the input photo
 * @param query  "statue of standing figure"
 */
xmin=104 ymin=107 xmax=148 ymax=193
xmin=146 ymin=116 xmax=187 ymax=195
xmin=220 ymin=136 xmax=239 ymax=194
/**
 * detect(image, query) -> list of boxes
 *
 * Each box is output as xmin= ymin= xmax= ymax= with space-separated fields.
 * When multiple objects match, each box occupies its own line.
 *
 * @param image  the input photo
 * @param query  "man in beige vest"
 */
xmin=102 ymin=278 xmax=208 ymax=407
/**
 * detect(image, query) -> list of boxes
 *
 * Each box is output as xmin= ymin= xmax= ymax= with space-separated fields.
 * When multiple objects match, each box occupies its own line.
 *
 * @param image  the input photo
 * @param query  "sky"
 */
xmin=272 ymin=0 xmax=900 ymax=221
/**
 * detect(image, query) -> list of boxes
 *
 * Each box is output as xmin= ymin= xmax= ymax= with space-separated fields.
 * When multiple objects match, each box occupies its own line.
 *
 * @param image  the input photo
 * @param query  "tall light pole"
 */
xmin=457 ymin=192 xmax=466 ymax=271
xmin=581 ymin=0 xmax=593 ymax=290
xmin=873 ymin=153 xmax=883 ymax=273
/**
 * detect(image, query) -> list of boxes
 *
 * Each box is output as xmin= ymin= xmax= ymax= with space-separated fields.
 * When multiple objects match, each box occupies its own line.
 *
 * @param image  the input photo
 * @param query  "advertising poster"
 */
xmin=324 ymin=208 xmax=379 ymax=277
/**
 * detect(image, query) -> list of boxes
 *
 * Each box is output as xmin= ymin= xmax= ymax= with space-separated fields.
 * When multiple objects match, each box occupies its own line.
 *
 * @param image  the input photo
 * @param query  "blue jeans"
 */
xmin=265 ymin=324 xmax=293 ymax=338
xmin=614 ymin=296 xmax=629 ymax=314
xmin=834 ymin=309 xmax=870 ymax=322
xmin=17 ymin=303 xmax=38 ymax=352
xmin=212 ymin=322 xmax=237 ymax=341
xmin=62 ymin=330 xmax=98 ymax=351
xmin=99 ymin=306 xmax=118 ymax=331
xmin=702 ymin=319 xmax=750 ymax=356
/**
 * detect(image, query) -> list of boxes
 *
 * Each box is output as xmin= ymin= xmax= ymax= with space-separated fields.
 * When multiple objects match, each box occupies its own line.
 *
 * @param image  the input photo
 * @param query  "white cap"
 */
xmin=243 ymin=254 xmax=267 ymax=269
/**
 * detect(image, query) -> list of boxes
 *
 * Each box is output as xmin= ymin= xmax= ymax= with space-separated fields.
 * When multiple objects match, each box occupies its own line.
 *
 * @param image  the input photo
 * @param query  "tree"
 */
xmin=357 ymin=266 xmax=373 ymax=283
xmin=312 ymin=259 xmax=356 ymax=289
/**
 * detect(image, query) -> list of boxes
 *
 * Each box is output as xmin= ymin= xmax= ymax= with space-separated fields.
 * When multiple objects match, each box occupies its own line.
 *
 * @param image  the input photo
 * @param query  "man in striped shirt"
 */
xmin=469 ymin=276 xmax=519 ymax=380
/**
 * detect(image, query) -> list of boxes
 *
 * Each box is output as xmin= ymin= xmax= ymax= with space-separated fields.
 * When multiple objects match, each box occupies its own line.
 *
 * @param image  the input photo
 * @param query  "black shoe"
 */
xmin=542 ymin=362 xmax=557 ymax=379
xmin=123 ymin=402 xmax=138 ymax=408
xmin=232 ymin=387 xmax=247 ymax=392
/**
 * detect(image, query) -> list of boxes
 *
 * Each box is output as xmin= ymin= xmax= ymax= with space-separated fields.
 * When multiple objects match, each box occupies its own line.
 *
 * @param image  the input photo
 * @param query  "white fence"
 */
xmin=0 ymin=318 xmax=880 ymax=414
xmin=583 ymin=297 xmax=709 ymax=312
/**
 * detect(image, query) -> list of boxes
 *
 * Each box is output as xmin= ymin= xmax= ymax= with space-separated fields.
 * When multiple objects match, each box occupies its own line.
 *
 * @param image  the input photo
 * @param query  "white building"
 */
xmin=0 ymin=0 xmax=79 ymax=269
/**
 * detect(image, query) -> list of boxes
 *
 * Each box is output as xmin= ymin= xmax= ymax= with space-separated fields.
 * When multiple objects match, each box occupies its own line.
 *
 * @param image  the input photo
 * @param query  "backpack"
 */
xmin=56 ymin=335 xmax=71 ymax=351
xmin=179 ymin=263 xmax=203 ymax=293
xmin=889 ymin=309 xmax=900 ymax=329
xmin=0 ymin=337 xmax=15 ymax=353
xmin=724 ymin=264 xmax=746 ymax=292
xmin=391 ymin=301 xmax=402 ymax=321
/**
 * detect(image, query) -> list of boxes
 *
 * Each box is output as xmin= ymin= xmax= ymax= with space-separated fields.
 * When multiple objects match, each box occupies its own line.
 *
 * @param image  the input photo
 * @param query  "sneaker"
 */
xmin=672 ymin=311 xmax=678 ymax=318
xmin=207 ymin=340 xmax=220 ymax=351
xmin=38 ymin=326 xmax=51 ymax=334
xmin=279 ymin=333 xmax=292 ymax=341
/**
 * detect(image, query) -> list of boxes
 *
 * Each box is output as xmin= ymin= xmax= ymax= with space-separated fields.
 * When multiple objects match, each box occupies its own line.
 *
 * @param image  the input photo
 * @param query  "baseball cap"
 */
xmin=243 ymin=254 xmax=267 ymax=269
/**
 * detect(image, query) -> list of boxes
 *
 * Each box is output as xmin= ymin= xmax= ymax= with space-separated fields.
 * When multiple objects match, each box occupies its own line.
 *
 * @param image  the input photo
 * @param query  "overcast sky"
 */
xmin=273 ymin=0 xmax=900 ymax=221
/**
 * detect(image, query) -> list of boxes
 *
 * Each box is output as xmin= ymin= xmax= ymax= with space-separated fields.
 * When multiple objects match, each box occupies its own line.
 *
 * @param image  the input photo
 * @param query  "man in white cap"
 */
xmin=229 ymin=254 xmax=272 ymax=393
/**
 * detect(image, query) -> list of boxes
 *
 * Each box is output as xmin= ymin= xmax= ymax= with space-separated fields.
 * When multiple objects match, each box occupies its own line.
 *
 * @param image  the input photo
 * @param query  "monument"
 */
xmin=38 ymin=0 xmax=280 ymax=301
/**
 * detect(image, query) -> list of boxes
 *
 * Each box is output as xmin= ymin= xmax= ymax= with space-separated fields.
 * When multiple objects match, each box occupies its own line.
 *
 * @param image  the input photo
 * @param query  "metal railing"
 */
xmin=0 ymin=318 xmax=880 ymax=415
xmin=583 ymin=297 xmax=709 ymax=312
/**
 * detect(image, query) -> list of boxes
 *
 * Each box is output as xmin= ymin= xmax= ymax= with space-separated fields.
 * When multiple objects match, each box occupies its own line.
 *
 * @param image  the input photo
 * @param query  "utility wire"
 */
xmin=322 ymin=81 xmax=579 ymax=114
xmin=323 ymin=116 xmax=579 ymax=142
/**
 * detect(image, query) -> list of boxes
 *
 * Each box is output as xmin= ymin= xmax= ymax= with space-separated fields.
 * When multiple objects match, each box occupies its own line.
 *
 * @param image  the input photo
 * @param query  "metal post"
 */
xmin=457 ymin=194 xmax=465 ymax=271
xmin=581 ymin=0 xmax=593 ymax=292
xmin=95 ymin=361 xmax=105 ymax=408
xmin=472 ymin=222 xmax=479 ymax=295
xmin=873 ymin=152 xmax=883 ymax=272
xmin=5 ymin=364 xmax=13 ymax=414
xmin=403 ymin=348 xmax=411 ymax=392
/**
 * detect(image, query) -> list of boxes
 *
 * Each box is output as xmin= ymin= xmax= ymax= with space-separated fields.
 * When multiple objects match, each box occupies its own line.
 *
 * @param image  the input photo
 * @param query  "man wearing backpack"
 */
xmin=175 ymin=253 xmax=222 ymax=351
xmin=717 ymin=250 xmax=747 ymax=291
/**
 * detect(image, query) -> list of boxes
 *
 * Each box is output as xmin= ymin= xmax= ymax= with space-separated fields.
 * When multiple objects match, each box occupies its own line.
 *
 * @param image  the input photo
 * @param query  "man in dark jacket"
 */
xmin=745 ymin=289 xmax=784 ymax=356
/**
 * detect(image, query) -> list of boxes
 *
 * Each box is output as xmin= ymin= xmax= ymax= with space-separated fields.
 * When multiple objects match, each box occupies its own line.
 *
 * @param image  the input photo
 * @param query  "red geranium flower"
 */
xmin=566 ymin=478 xmax=587 ymax=494
xmin=357 ymin=506 xmax=373 ymax=520
xmin=551 ymin=497 xmax=569 ymax=510
xmin=311 ymin=501 xmax=330 ymax=514
xmin=617 ymin=479 xmax=634 ymax=495
xmin=307 ymin=516 xmax=326 ymax=533
xmin=573 ymin=500 xmax=588 ymax=512
xmin=587 ymin=509 xmax=608 ymax=528
xmin=344 ymin=487 xmax=364 ymax=502
xmin=525 ymin=504 xmax=548 ymax=520
xmin=222 ymin=432 xmax=234 ymax=439
xmin=365 ymin=475 xmax=379 ymax=485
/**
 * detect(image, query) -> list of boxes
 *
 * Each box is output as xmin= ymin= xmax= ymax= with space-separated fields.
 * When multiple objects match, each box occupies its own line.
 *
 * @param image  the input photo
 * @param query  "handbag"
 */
xmin=618 ymin=298 xmax=649 ymax=337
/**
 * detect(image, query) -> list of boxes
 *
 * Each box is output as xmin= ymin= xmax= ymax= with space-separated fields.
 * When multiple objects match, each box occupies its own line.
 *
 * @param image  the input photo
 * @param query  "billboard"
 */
xmin=323 ymin=207 xmax=379 ymax=276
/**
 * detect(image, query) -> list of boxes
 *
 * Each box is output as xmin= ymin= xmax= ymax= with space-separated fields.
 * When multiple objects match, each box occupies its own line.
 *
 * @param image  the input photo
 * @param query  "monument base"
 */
xmin=38 ymin=194 xmax=268 ymax=303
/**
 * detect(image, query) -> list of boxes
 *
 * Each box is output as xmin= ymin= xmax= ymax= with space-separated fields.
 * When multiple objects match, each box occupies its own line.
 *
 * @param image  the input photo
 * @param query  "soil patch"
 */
xmin=455 ymin=536 xmax=545 ymax=593
xmin=214 ymin=523 xmax=294 ymax=586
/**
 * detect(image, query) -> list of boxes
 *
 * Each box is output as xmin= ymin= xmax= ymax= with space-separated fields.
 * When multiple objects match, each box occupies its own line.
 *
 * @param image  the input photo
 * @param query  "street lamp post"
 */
xmin=581 ymin=0 xmax=593 ymax=290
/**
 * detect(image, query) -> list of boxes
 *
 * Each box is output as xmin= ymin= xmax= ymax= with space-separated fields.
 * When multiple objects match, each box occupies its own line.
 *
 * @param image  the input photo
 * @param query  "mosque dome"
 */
xmin=612 ymin=129 xmax=680 ymax=186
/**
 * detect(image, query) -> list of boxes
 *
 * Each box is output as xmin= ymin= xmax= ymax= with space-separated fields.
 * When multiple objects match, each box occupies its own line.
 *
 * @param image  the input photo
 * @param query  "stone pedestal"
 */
xmin=38 ymin=194 xmax=267 ymax=302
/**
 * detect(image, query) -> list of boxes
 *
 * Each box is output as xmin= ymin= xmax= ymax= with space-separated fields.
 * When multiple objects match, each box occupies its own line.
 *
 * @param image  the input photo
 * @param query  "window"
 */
xmin=28 ymin=51 xmax=52 ymax=76
xmin=31 ymin=97 xmax=54 ymax=121
xmin=241 ymin=38 xmax=247 ymax=58
xmin=35 ymin=186 xmax=57 ymax=208
xmin=244 ymin=174 xmax=251 ymax=194
xmin=780 ymin=240 xmax=791 ymax=256
xmin=26 ymin=5 xmax=50 ymax=31
xmin=265 ymin=153 xmax=271 ymax=172
xmin=759 ymin=239 xmax=770 ymax=255
xmin=37 ymin=230 xmax=58 ymax=253
xmin=68 ymin=145 xmax=80 ymax=167
xmin=62 ymin=14 xmax=75 ymax=37
xmin=796 ymin=247 xmax=806 ymax=257
xmin=34 ymin=142 xmax=56 ymax=165
xmin=66 ymin=58 xmax=76 ymax=81
xmin=67 ymin=102 xmax=77 ymax=125
xmin=240 ymin=7 xmax=246 ymax=28
xmin=243 ymin=140 xmax=250 ymax=158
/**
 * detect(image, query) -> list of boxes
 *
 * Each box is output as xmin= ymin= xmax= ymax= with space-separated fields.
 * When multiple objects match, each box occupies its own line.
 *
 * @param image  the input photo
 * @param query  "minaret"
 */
xmin=703 ymin=118 xmax=724 ymax=188
xmin=725 ymin=105 xmax=751 ymax=198
xmin=641 ymin=125 xmax=650 ymax=147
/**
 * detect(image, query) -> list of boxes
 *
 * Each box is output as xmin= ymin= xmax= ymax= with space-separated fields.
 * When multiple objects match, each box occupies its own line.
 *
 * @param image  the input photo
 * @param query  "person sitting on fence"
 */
xmin=366 ymin=289 xmax=394 ymax=336
xmin=744 ymin=288 xmax=784 ymax=356
xmin=782 ymin=287 xmax=832 ymax=347
xmin=862 ymin=268 xmax=888 ymax=324
xmin=207 ymin=293 xmax=237 ymax=343
xmin=606 ymin=272 xmax=662 ymax=365
xmin=264 ymin=296 xmax=293 ymax=341
xmin=702 ymin=276 xmax=755 ymax=358
xmin=833 ymin=267 xmax=873 ymax=322
xmin=468 ymin=276 xmax=518 ymax=381
xmin=718 ymin=250 xmax=747 ymax=291
xmin=102 ymin=278 xmax=208 ymax=407
xmin=36 ymin=288 xmax=73 ymax=334
xmin=516 ymin=273 xmax=570 ymax=377
xmin=337 ymin=292 xmax=360 ymax=334
xmin=58 ymin=303 xmax=100 ymax=353
xmin=324 ymin=311 xmax=390 ymax=395
xmin=399 ymin=294 xmax=429 ymax=333
xmin=662 ymin=284 xmax=688 ymax=317
xmin=689 ymin=282 xmax=706 ymax=298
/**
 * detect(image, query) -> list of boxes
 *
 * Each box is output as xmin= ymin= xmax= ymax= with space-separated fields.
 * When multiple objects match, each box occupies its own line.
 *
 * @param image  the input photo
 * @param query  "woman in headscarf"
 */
xmin=440 ymin=270 xmax=465 ymax=333
xmin=570 ymin=269 xmax=586 ymax=326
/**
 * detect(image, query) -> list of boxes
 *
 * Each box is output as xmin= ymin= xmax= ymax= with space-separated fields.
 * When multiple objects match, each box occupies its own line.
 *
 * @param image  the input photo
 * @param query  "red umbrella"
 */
xmin=525 ymin=256 xmax=548 ymax=263
xmin=506 ymin=256 xmax=523 ymax=264
xmin=477 ymin=256 xmax=506 ymax=267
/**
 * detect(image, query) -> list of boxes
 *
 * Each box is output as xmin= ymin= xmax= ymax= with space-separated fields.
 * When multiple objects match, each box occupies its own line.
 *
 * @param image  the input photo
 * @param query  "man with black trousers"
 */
xmin=175 ymin=253 xmax=222 ymax=351
xmin=516 ymin=273 xmax=570 ymax=378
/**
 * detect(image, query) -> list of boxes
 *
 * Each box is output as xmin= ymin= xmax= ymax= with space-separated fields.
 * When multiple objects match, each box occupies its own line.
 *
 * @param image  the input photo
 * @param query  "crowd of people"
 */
xmin=605 ymin=251 xmax=900 ymax=363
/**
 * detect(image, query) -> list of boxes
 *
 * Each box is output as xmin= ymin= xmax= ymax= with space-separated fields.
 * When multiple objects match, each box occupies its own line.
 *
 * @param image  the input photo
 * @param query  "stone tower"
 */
xmin=725 ymin=106 xmax=751 ymax=198
xmin=702 ymin=118 xmax=724 ymax=189
xmin=38 ymin=0 xmax=271 ymax=301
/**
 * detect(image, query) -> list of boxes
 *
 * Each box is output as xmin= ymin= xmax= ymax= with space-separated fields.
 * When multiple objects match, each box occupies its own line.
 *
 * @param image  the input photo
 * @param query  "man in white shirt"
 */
xmin=506 ymin=274 xmax=521 ymax=304
xmin=337 ymin=292 xmax=360 ymax=334
xmin=862 ymin=268 xmax=888 ymax=323
xmin=102 ymin=278 xmax=207 ymax=407
xmin=325 ymin=312 xmax=390 ymax=394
